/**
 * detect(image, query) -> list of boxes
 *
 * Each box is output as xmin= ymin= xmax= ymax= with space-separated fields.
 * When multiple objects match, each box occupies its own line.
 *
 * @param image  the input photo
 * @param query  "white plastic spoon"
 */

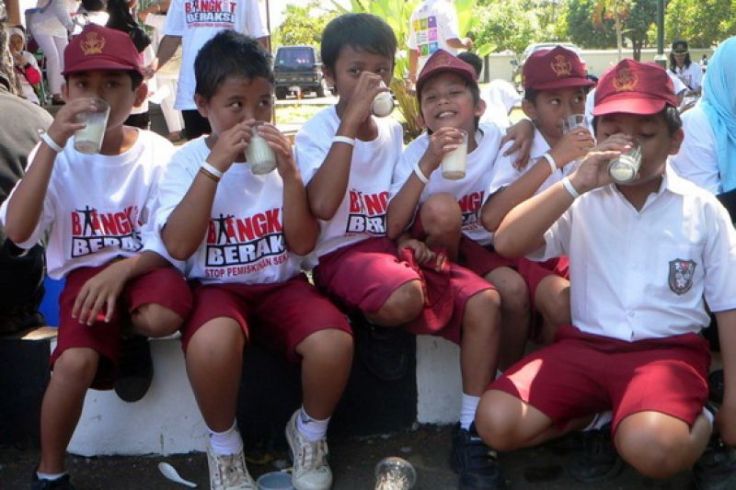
xmin=158 ymin=462 xmax=198 ymax=488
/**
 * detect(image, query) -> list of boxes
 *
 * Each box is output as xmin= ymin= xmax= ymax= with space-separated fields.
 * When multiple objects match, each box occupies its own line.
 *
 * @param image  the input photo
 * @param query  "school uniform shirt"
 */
xmin=389 ymin=123 xmax=503 ymax=246
xmin=295 ymin=106 xmax=403 ymax=265
xmin=488 ymin=127 xmax=577 ymax=205
xmin=154 ymin=136 xmax=303 ymax=284
xmin=529 ymin=165 xmax=736 ymax=342
xmin=163 ymin=0 xmax=268 ymax=111
xmin=407 ymin=0 xmax=462 ymax=72
xmin=0 ymin=130 xmax=175 ymax=280
xmin=479 ymin=80 xmax=521 ymax=129
xmin=670 ymin=103 xmax=720 ymax=194
xmin=671 ymin=62 xmax=702 ymax=92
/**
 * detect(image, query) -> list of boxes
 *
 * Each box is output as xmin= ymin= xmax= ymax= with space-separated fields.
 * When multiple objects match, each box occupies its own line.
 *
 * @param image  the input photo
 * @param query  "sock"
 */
xmin=460 ymin=394 xmax=480 ymax=430
xmin=208 ymin=420 xmax=243 ymax=456
xmin=36 ymin=472 xmax=66 ymax=481
xmin=296 ymin=406 xmax=330 ymax=442
xmin=582 ymin=410 xmax=613 ymax=432
xmin=702 ymin=405 xmax=716 ymax=427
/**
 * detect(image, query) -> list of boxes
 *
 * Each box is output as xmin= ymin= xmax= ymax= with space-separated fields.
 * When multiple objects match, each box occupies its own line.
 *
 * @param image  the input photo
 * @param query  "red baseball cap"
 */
xmin=592 ymin=59 xmax=678 ymax=116
xmin=63 ymin=24 xmax=142 ymax=76
xmin=522 ymin=46 xmax=594 ymax=91
xmin=416 ymin=49 xmax=477 ymax=97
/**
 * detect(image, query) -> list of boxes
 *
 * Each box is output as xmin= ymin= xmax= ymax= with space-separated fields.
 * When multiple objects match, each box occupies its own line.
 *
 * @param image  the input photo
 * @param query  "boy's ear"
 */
xmin=194 ymin=94 xmax=209 ymax=118
xmin=521 ymin=98 xmax=536 ymax=121
xmin=322 ymin=65 xmax=335 ymax=88
xmin=475 ymin=98 xmax=486 ymax=118
xmin=133 ymin=82 xmax=148 ymax=108
xmin=668 ymin=127 xmax=685 ymax=155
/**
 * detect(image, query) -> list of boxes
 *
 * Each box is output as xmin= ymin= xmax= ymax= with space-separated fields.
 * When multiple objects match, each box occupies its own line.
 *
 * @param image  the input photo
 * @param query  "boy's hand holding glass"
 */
xmin=253 ymin=123 xmax=297 ymax=180
xmin=207 ymin=120 xmax=255 ymax=173
xmin=46 ymin=97 xmax=102 ymax=149
xmin=550 ymin=127 xmax=595 ymax=170
xmin=341 ymin=71 xmax=388 ymax=130
xmin=421 ymin=126 xmax=467 ymax=177
xmin=569 ymin=134 xmax=632 ymax=194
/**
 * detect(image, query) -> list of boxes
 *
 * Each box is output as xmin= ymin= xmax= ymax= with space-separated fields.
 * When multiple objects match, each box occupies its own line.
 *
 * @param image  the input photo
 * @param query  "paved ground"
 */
xmin=1 ymin=425 xmax=694 ymax=489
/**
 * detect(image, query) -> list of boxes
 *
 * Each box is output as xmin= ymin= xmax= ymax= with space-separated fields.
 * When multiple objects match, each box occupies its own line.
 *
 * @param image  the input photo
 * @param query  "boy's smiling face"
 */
xmin=419 ymin=72 xmax=484 ymax=134
xmin=195 ymin=75 xmax=274 ymax=136
xmin=523 ymin=87 xmax=587 ymax=142
xmin=596 ymin=112 xmax=683 ymax=186
xmin=323 ymin=45 xmax=393 ymax=106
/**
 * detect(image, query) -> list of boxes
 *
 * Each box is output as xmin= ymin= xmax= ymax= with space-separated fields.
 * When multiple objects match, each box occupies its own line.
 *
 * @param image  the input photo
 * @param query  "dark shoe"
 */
xmin=450 ymin=423 xmax=506 ymax=490
xmin=709 ymin=370 xmax=724 ymax=404
xmin=114 ymin=335 xmax=153 ymax=402
xmin=566 ymin=423 xmax=623 ymax=482
xmin=694 ymin=437 xmax=736 ymax=490
xmin=354 ymin=318 xmax=410 ymax=381
xmin=31 ymin=473 xmax=76 ymax=489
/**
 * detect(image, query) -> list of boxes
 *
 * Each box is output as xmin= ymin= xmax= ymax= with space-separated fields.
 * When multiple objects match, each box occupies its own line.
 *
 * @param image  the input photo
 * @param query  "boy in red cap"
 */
xmin=0 ymin=24 xmax=192 ymax=489
xmin=482 ymin=45 xmax=595 ymax=346
xmin=475 ymin=59 xmax=736 ymax=488
xmin=386 ymin=48 xmax=506 ymax=489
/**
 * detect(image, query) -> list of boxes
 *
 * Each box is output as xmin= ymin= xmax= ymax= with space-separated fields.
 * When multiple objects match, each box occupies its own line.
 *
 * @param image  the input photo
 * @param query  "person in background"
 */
xmin=74 ymin=0 xmax=109 ymax=30
xmin=9 ymin=26 xmax=42 ymax=104
xmin=406 ymin=0 xmax=472 ymax=87
xmin=458 ymin=51 xmax=521 ymax=130
xmin=669 ymin=40 xmax=702 ymax=94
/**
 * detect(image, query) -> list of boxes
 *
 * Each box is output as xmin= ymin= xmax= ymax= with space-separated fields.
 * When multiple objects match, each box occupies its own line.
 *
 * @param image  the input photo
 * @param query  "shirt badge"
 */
xmin=668 ymin=258 xmax=696 ymax=295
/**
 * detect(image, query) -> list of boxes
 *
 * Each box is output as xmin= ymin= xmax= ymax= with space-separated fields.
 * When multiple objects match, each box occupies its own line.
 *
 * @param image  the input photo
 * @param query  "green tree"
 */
xmin=626 ymin=0 xmax=657 ymax=60
xmin=592 ymin=0 xmax=634 ymax=59
xmin=474 ymin=0 xmax=538 ymax=55
xmin=665 ymin=0 xmax=736 ymax=47
xmin=564 ymin=0 xmax=616 ymax=48
xmin=272 ymin=2 xmax=337 ymax=48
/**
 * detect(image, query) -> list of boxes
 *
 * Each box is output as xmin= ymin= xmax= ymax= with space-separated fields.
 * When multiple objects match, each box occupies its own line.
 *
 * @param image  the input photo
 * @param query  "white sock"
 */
xmin=702 ymin=405 xmax=715 ymax=427
xmin=208 ymin=420 xmax=243 ymax=456
xmin=296 ymin=406 xmax=330 ymax=442
xmin=460 ymin=394 xmax=481 ymax=430
xmin=36 ymin=471 xmax=66 ymax=481
xmin=582 ymin=410 xmax=613 ymax=432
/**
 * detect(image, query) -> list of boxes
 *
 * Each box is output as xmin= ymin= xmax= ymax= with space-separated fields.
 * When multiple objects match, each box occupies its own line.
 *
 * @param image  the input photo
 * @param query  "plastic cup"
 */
xmin=441 ymin=128 xmax=468 ymax=180
xmin=372 ymin=82 xmax=394 ymax=117
xmin=246 ymin=124 xmax=277 ymax=175
xmin=74 ymin=97 xmax=110 ymax=154
xmin=608 ymin=143 xmax=642 ymax=183
xmin=562 ymin=114 xmax=587 ymax=134
xmin=374 ymin=456 xmax=416 ymax=490
xmin=257 ymin=471 xmax=294 ymax=490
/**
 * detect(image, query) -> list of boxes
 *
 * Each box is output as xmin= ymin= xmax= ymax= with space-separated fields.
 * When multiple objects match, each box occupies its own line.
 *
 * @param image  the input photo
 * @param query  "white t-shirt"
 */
xmin=389 ymin=123 xmax=503 ymax=246
xmin=163 ymin=0 xmax=268 ymax=110
xmin=670 ymin=103 xmax=719 ymax=194
xmin=671 ymin=62 xmax=702 ymax=91
xmin=0 ymin=130 xmax=175 ymax=279
xmin=154 ymin=137 xmax=303 ymax=284
xmin=479 ymin=79 xmax=521 ymax=129
xmin=529 ymin=166 xmax=736 ymax=341
xmin=295 ymin=107 xmax=404 ymax=264
xmin=407 ymin=0 xmax=462 ymax=72
xmin=488 ymin=127 xmax=576 ymax=199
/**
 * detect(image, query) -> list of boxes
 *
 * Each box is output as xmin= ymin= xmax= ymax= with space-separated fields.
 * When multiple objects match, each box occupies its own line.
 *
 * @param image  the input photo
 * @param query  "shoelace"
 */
xmin=296 ymin=437 xmax=329 ymax=473
xmin=214 ymin=454 xmax=252 ymax=488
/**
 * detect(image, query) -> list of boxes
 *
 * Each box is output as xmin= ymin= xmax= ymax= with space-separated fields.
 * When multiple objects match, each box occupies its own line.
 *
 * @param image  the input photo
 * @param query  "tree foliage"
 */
xmin=665 ymin=0 xmax=736 ymax=47
xmin=564 ymin=0 xmax=616 ymax=48
xmin=272 ymin=2 xmax=337 ymax=48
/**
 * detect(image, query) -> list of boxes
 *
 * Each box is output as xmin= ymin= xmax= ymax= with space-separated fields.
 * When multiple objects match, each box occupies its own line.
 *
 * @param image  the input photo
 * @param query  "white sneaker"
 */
xmin=206 ymin=442 xmax=257 ymax=490
xmin=285 ymin=410 xmax=333 ymax=490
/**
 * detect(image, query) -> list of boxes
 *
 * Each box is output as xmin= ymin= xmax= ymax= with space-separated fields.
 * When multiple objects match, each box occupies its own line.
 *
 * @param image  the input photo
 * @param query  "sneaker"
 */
xmin=450 ymin=423 xmax=506 ymax=490
xmin=566 ymin=423 xmax=623 ymax=482
xmin=114 ymin=334 xmax=153 ymax=402
xmin=206 ymin=443 xmax=256 ymax=490
xmin=354 ymin=317 xmax=410 ymax=381
xmin=694 ymin=437 xmax=736 ymax=490
xmin=31 ymin=473 xmax=76 ymax=490
xmin=285 ymin=410 xmax=332 ymax=490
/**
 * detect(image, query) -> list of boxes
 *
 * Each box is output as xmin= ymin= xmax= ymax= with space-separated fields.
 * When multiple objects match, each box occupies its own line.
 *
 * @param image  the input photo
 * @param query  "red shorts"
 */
xmin=314 ymin=237 xmax=492 ymax=345
xmin=517 ymin=256 xmax=570 ymax=302
xmin=489 ymin=325 xmax=710 ymax=433
xmin=182 ymin=275 xmax=351 ymax=362
xmin=52 ymin=264 xmax=192 ymax=389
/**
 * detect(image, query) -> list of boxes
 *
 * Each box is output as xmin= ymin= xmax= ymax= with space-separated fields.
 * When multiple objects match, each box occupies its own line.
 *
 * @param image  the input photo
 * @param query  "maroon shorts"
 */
xmin=52 ymin=264 xmax=192 ymax=389
xmin=517 ymin=256 xmax=570 ymax=303
xmin=182 ymin=275 xmax=351 ymax=362
xmin=489 ymin=325 xmax=710 ymax=433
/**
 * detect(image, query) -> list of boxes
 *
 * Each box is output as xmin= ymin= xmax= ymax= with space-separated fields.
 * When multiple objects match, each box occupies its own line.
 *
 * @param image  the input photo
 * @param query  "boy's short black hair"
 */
xmin=592 ymin=106 xmax=682 ymax=136
xmin=194 ymin=30 xmax=273 ymax=100
xmin=321 ymin=13 xmax=397 ymax=70
xmin=457 ymin=52 xmax=483 ymax=79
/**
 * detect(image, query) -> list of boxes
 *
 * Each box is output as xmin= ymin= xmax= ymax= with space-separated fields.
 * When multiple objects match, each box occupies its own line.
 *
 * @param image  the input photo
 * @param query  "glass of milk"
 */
xmin=441 ymin=128 xmax=468 ymax=180
xmin=74 ymin=97 xmax=110 ymax=154
xmin=562 ymin=114 xmax=587 ymax=134
xmin=246 ymin=123 xmax=277 ymax=175
xmin=372 ymin=81 xmax=394 ymax=117
xmin=608 ymin=143 xmax=642 ymax=184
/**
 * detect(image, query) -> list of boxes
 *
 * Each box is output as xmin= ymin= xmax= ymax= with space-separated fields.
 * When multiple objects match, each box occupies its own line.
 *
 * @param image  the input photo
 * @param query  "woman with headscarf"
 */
xmin=8 ymin=26 xmax=42 ymax=104
xmin=671 ymin=37 xmax=736 ymax=201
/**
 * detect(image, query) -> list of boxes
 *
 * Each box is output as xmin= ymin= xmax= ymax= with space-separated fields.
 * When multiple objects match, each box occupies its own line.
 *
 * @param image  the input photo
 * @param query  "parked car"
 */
xmin=510 ymin=42 xmax=584 ymax=92
xmin=273 ymin=45 xmax=329 ymax=99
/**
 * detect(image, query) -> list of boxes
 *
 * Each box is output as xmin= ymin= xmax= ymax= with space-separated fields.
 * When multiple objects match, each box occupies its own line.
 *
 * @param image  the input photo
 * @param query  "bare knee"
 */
xmin=616 ymin=417 xmax=695 ymax=479
xmin=372 ymin=280 xmax=424 ymax=325
xmin=464 ymin=289 xmax=502 ymax=330
xmin=132 ymin=304 xmax=184 ymax=337
xmin=298 ymin=329 xmax=354 ymax=363
xmin=420 ymin=193 xmax=462 ymax=237
xmin=53 ymin=348 xmax=99 ymax=386
xmin=487 ymin=267 xmax=530 ymax=312
xmin=536 ymin=278 xmax=570 ymax=326
xmin=475 ymin=390 xmax=529 ymax=451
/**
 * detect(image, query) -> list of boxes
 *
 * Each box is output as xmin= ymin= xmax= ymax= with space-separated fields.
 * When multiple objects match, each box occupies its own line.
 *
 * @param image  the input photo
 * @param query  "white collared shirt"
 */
xmin=530 ymin=166 xmax=736 ymax=341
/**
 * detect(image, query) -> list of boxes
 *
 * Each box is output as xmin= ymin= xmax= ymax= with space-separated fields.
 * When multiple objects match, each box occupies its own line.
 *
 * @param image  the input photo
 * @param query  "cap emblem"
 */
xmin=80 ymin=31 xmax=106 ymax=56
xmin=550 ymin=54 xmax=572 ymax=77
xmin=613 ymin=67 xmax=638 ymax=92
